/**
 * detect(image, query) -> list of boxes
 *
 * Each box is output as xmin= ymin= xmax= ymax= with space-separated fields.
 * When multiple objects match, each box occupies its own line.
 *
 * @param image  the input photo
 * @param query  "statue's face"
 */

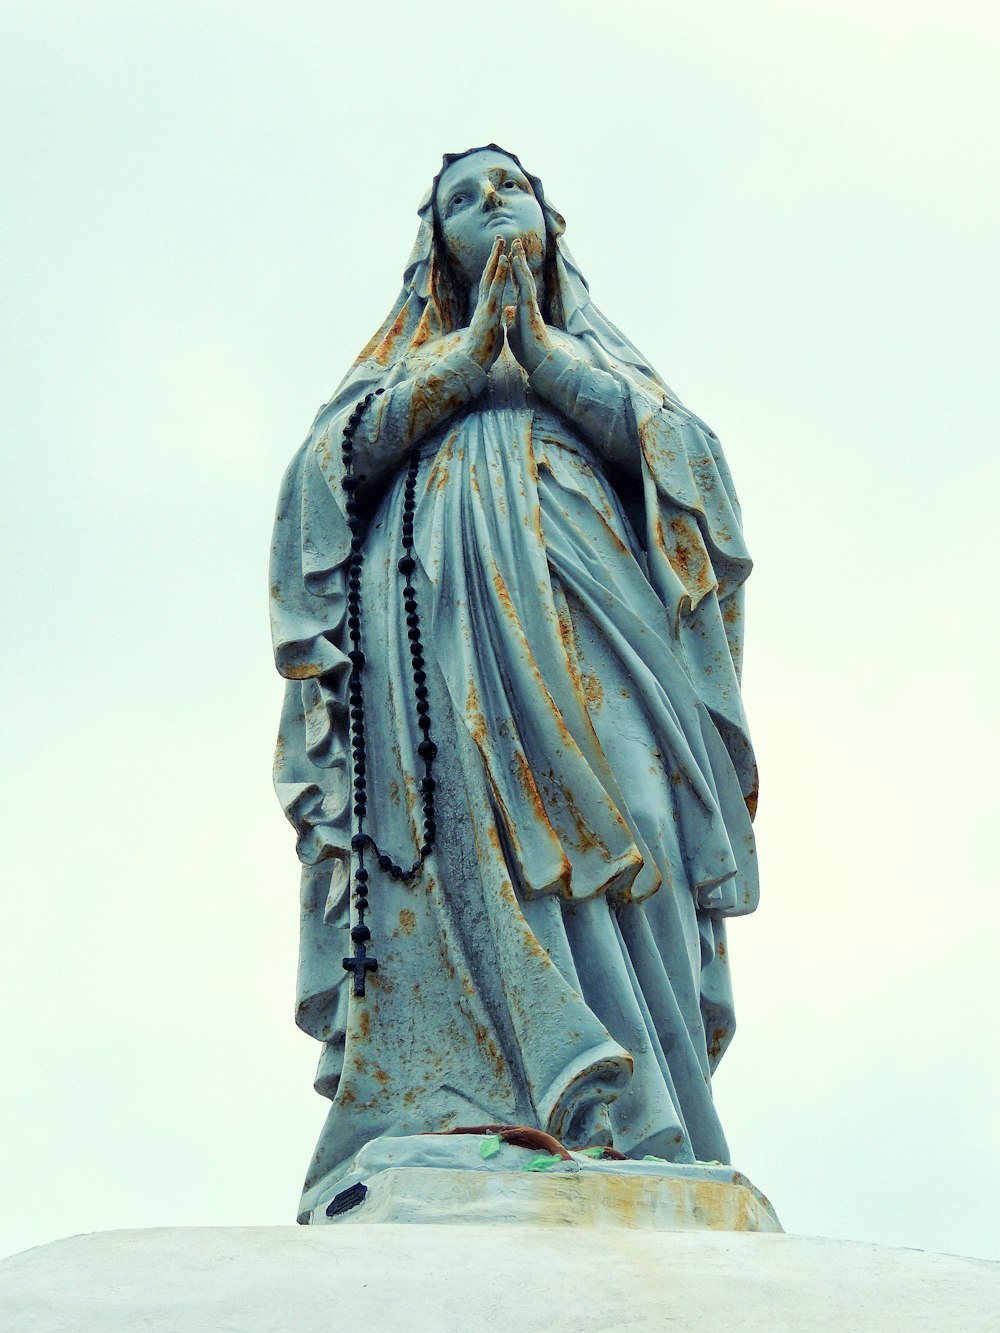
xmin=436 ymin=150 xmax=546 ymax=286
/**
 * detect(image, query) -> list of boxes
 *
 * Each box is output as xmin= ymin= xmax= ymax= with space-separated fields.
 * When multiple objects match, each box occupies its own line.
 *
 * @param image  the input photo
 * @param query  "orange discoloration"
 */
xmin=437 ymin=937 xmax=457 ymax=982
xmin=582 ymin=672 xmax=604 ymax=709
xmin=491 ymin=568 xmax=518 ymax=623
xmin=373 ymin=308 xmax=409 ymax=367
xmin=469 ymin=1021 xmax=507 ymax=1083
xmin=513 ymin=750 xmax=549 ymax=825
xmin=717 ymin=941 xmax=727 ymax=961
xmin=723 ymin=599 xmax=741 ymax=625
xmin=745 ymin=775 xmax=760 ymax=821
xmin=357 ymin=1009 xmax=370 ymax=1039
xmin=427 ymin=435 xmax=453 ymax=495
xmin=667 ymin=513 xmax=715 ymax=600
xmin=562 ymin=782 xmax=610 ymax=859
xmin=523 ymin=927 xmax=552 ymax=964
xmin=466 ymin=681 xmax=490 ymax=751
xmin=399 ymin=908 xmax=416 ymax=936
xmin=708 ymin=1026 xmax=730 ymax=1062
xmin=408 ymin=370 xmax=465 ymax=440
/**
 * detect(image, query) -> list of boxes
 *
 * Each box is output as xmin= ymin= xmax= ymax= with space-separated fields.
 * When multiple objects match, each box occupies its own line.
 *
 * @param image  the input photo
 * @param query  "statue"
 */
xmin=270 ymin=146 xmax=759 ymax=1222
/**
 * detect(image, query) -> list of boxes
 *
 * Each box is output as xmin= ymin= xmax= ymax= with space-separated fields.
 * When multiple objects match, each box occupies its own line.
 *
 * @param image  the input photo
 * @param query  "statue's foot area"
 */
xmin=304 ymin=1132 xmax=781 ymax=1233
xmin=433 ymin=1122 xmax=629 ymax=1162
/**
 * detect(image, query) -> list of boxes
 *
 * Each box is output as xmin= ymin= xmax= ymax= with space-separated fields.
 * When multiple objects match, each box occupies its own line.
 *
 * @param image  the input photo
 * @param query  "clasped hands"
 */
xmin=462 ymin=237 xmax=552 ymax=377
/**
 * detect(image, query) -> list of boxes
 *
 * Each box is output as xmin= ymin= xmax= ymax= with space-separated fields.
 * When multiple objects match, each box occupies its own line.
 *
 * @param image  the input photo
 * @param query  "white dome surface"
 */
xmin=2 ymin=1222 xmax=998 ymax=1332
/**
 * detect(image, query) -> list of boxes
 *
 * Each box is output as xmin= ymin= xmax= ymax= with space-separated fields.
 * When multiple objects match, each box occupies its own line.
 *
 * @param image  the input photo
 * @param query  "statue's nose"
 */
xmin=481 ymin=183 xmax=502 ymax=211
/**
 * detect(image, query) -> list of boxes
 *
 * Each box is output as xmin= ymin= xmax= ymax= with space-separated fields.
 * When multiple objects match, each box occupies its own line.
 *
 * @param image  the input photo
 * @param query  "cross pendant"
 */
xmin=342 ymin=948 xmax=378 ymax=997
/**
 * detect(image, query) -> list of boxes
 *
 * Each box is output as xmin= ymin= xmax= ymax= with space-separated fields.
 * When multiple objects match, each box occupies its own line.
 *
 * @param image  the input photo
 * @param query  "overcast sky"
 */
xmin=2 ymin=0 xmax=998 ymax=1265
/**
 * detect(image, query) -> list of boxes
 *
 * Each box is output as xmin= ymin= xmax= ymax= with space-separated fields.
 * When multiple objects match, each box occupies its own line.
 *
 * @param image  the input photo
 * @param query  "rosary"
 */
xmin=339 ymin=389 xmax=439 ymax=996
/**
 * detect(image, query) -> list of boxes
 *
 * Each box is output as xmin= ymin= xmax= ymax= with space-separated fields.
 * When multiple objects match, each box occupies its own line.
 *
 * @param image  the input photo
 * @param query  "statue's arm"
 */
xmin=503 ymin=239 xmax=640 ymax=475
xmin=352 ymin=240 xmax=511 ymax=489
xmin=350 ymin=346 xmax=489 ymax=489
xmin=528 ymin=340 xmax=640 ymax=477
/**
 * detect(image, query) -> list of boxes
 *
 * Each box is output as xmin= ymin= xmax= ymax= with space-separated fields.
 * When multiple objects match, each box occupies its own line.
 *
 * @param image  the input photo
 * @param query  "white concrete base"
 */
xmin=2 ymin=1224 xmax=998 ymax=1332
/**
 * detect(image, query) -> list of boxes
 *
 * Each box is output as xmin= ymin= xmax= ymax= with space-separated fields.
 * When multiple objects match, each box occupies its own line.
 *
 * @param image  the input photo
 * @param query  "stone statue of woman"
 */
xmin=270 ymin=145 xmax=759 ymax=1222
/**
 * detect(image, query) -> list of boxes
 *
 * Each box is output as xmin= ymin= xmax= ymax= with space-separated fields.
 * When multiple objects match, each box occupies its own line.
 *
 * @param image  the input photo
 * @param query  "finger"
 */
xmin=486 ymin=254 xmax=509 ymax=308
xmin=507 ymin=241 xmax=527 ymax=302
xmin=511 ymin=241 xmax=538 ymax=304
xmin=477 ymin=243 xmax=507 ymax=310
xmin=486 ymin=236 xmax=505 ymax=287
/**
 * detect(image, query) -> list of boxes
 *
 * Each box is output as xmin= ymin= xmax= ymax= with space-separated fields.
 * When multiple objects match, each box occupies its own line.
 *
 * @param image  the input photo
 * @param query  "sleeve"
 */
xmin=528 ymin=344 xmax=639 ymax=474
xmin=350 ymin=349 xmax=488 ymax=478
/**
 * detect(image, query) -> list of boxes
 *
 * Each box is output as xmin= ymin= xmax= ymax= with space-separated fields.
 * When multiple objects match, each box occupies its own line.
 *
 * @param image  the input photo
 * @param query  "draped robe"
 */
xmin=271 ymin=200 xmax=758 ymax=1222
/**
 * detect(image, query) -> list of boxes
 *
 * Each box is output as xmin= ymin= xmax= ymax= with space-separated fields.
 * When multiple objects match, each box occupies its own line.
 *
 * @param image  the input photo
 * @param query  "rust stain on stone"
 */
xmin=708 ymin=1026 xmax=730 ymax=1062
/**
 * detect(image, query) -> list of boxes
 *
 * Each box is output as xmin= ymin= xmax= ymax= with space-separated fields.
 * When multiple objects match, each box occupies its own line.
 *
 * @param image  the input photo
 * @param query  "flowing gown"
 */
xmin=282 ymin=344 xmax=758 ymax=1218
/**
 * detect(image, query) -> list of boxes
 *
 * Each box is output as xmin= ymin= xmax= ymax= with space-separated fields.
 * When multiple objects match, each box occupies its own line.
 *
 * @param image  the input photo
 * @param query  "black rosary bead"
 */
xmin=341 ymin=419 xmax=439 ymax=999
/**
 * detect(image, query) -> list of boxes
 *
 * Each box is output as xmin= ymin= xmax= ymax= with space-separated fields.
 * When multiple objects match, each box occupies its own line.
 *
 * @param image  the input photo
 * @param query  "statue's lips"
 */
xmin=484 ymin=212 xmax=516 ymax=227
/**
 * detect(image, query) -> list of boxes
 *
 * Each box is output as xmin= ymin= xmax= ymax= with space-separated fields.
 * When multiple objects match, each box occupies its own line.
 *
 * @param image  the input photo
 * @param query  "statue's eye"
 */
xmin=504 ymin=181 xmax=518 ymax=189
xmin=448 ymin=193 xmax=466 ymax=212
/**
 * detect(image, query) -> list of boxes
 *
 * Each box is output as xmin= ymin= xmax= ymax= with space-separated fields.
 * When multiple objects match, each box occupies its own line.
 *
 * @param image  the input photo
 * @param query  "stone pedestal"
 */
xmin=302 ymin=1132 xmax=782 ymax=1233
xmin=2 ymin=1140 xmax=997 ymax=1330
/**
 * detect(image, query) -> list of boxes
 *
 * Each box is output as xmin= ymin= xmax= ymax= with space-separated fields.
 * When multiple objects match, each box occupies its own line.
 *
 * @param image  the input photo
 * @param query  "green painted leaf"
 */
xmin=522 ymin=1153 xmax=564 ymax=1172
xmin=479 ymin=1135 xmax=502 ymax=1160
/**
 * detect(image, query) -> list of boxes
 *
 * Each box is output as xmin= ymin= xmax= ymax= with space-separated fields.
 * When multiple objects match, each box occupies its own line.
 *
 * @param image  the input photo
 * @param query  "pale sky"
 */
xmin=2 ymin=0 xmax=998 ymax=1264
